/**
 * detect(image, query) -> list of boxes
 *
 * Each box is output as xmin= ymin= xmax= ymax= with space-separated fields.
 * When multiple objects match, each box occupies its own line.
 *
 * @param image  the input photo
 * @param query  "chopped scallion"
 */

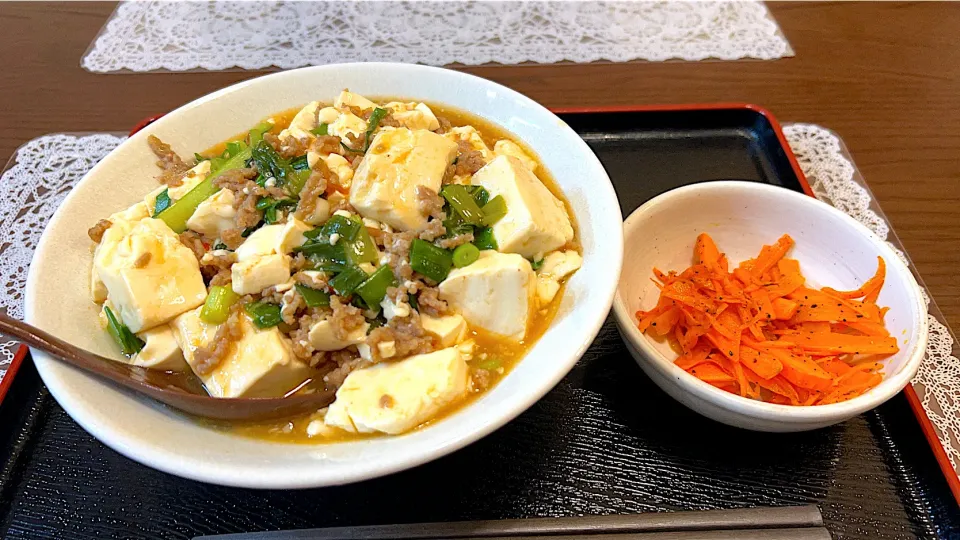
xmin=244 ymin=301 xmax=283 ymax=329
xmin=200 ymin=285 xmax=240 ymax=324
xmin=103 ymin=306 xmax=144 ymax=357
xmin=410 ymin=239 xmax=453 ymax=282
xmin=295 ymin=284 xmax=331 ymax=308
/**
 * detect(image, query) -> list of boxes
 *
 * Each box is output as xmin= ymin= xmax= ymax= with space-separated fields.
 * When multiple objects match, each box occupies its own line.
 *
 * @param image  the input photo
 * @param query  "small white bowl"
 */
xmin=25 ymin=63 xmax=623 ymax=488
xmin=613 ymin=181 xmax=927 ymax=432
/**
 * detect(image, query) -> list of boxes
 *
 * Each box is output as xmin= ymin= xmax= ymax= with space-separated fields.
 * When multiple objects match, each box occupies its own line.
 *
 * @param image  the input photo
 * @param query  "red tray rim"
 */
xmin=3 ymin=102 xmax=955 ymax=506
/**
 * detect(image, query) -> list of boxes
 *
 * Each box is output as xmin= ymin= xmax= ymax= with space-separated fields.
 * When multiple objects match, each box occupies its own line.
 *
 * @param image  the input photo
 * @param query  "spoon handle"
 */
xmin=0 ymin=313 xmax=139 ymax=388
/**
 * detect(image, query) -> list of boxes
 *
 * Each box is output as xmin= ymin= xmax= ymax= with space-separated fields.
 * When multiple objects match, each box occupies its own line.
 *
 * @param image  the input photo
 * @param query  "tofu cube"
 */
xmin=494 ymin=139 xmax=538 ymax=172
xmin=167 ymin=161 xmax=210 ymax=199
xmin=349 ymin=128 xmax=458 ymax=231
xmin=172 ymin=308 xmax=313 ymax=398
xmin=301 ymin=197 xmax=331 ymax=226
xmin=185 ymin=188 xmax=236 ymax=239
xmin=279 ymin=100 xmax=321 ymax=142
xmin=438 ymin=251 xmax=535 ymax=340
xmin=420 ymin=313 xmax=468 ymax=347
xmin=95 ymin=218 xmax=207 ymax=332
xmin=444 ymin=126 xmax=494 ymax=162
xmin=133 ymin=324 xmax=188 ymax=371
xmin=471 ymin=155 xmax=574 ymax=259
xmin=384 ymin=101 xmax=441 ymax=131
xmin=91 ymin=202 xmax=153 ymax=303
xmin=324 ymin=346 xmax=469 ymax=434
xmin=231 ymin=254 xmax=291 ymax=295
xmin=329 ymin=112 xmax=368 ymax=146
xmin=308 ymin=319 xmax=369 ymax=351
xmin=335 ymin=90 xmax=377 ymax=112
xmin=536 ymin=249 xmax=583 ymax=304
xmin=234 ymin=219 xmax=309 ymax=263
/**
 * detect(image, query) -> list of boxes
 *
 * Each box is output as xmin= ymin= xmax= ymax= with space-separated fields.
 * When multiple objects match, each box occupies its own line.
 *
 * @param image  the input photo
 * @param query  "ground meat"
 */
xmin=417 ymin=219 xmax=446 ymax=242
xmin=382 ymin=230 xmax=416 ymax=280
xmin=235 ymin=190 xmax=263 ymax=229
xmin=416 ymin=286 xmax=449 ymax=317
xmin=133 ymin=252 xmax=151 ymax=268
xmin=271 ymin=132 xmax=309 ymax=159
xmin=220 ymin=228 xmax=245 ymax=250
xmin=342 ymin=132 xmax=365 ymax=153
xmin=178 ymin=231 xmax=206 ymax=262
xmin=323 ymin=349 xmax=367 ymax=390
xmin=366 ymin=315 xmax=434 ymax=362
xmin=201 ymin=250 xmax=236 ymax=272
xmin=472 ymin=368 xmax=493 ymax=391
xmin=147 ymin=135 xmax=191 ymax=186
xmin=311 ymin=136 xmax=342 ymax=156
xmin=436 ymin=116 xmax=453 ymax=134
xmin=295 ymin=161 xmax=331 ymax=221
xmin=193 ymin=306 xmax=244 ymax=375
xmin=435 ymin=232 xmax=474 ymax=250
xmin=347 ymin=105 xmax=400 ymax=129
xmin=331 ymin=196 xmax=357 ymax=214
xmin=213 ymin=167 xmax=258 ymax=193
xmin=416 ymin=186 xmax=445 ymax=219
xmin=455 ymin=140 xmax=486 ymax=176
xmin=290 ymin=309 xmax=328 ymax=361
xmin=209 ymin=269 xmax=232 ymax=286
xmin=330 ymin=295 xmax=365 ymax=340
xmin=291 ymin=253 xmax=311 ymax=272
xmin=87 ymin=219 xmax=112 ymax=243
xmin=280 ymin=289 xmax=305 ymax=325
xmin=350 ymin=155 xmax=363 ymax=169
xmin=294 ymin=270 xmax=329 ymax=291
xmin=441 ymin=162 xmax=456 ymax=184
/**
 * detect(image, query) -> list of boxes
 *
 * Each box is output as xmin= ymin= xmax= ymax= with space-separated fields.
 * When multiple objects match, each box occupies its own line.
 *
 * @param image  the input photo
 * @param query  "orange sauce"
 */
xmin=202 ymin=100 xmax=580 ymax=443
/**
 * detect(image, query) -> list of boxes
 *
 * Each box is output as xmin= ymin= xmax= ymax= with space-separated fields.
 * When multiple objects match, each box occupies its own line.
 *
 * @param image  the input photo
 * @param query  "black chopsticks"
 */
xmin=193 ymin=505 xmax=830 ymax=540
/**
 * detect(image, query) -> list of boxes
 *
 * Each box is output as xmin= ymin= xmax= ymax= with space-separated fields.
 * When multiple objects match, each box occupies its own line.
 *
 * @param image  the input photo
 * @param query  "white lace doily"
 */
xmin=81 ymin=1 xmax=792 ymax=73
xmin=0 ymin=125 xmax=957 ymax=486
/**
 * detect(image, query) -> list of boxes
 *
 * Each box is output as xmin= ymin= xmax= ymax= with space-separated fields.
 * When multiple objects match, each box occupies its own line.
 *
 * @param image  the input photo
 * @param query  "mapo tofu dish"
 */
xmin=87 ymin=90 xmax=581 ymax=441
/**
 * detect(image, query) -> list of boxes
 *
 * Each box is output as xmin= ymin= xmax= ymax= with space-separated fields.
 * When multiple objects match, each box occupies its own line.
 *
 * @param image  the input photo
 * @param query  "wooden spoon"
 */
xmin=0 ymin=314 xmax=334 ymax=421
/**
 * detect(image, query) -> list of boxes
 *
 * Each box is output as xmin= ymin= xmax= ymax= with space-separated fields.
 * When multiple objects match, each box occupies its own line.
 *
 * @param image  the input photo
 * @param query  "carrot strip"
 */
xmin=822 ymin=257 xmax=886 ymax=300
xmin=635 ymin=233 xmax=894 ymax=407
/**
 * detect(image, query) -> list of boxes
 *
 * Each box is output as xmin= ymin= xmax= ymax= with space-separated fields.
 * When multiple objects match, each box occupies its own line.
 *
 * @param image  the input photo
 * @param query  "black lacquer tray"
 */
xmin=1 ymin=106 xmax=958 ymax=539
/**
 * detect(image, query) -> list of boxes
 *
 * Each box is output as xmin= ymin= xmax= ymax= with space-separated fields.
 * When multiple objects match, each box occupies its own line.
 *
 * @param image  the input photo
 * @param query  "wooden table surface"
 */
xmin=0 ymin=1 xmax=957 ymax=329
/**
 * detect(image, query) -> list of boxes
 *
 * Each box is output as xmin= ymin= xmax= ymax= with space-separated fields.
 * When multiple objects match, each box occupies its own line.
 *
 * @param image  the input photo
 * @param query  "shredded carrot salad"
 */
xmin=636 ymin=233 xmax=897 ymax=406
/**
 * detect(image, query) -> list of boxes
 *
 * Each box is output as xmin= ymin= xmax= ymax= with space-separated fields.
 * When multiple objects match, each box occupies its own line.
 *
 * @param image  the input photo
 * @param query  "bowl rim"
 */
xmin=24 ymin=62 xmax=624 ymax=488
xmin=612 ymin=180 xmax=928 ymax=422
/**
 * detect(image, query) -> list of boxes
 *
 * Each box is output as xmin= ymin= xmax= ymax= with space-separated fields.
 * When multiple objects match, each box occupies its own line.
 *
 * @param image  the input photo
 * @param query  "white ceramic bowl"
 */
xmin=613 ymin=181 xmax=927 ymax=432
xmin=24 ymin=63 xmax=623 ymax=488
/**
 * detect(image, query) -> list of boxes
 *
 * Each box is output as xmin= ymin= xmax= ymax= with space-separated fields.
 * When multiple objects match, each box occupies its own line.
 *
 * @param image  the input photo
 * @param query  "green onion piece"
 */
xmin=244 ymin=301 xmax=283 ymax=329
xmin=346 ymin=226 xmax=379 ymax=266
xmin=441 ymin=184 xmax=485 ymax=225
xmin=157 ymin=145 xmax=252 ymax=233
xmin=363 ymin=108 xmax=388 ymax=151
xmin=481 ymin=195 xmax=507 ymax=226
xmin=442 ymin=212 xmax=474 ymax=239
xmin=213 ymin=241 xmax=229 ymax=251
xmin=200 ymin=285 xmax=240 ymax=324
xmin=477 ymin=358 xmax=502 ymax=370
xmin=473 ymin=227 xmax=498 ymax=251
xmin=241 ymin=223 xmax=261 ymax=238
xmin=194 ymin=152 xmax=207 ymax=163
xmin=225 ymin=141 xmax=244 ymax=158
xmin=248 ymin=122 xmax=273 ymax=147
xmin=103 ymin=306 xmax=144 ymax=357
xmin=408 ymin=292 xmax=419 ymax=312
xmin=297 ymin=241 xmax=347 ymax=265
xmin=531 ymin=258 xmax=545 ymax=271
xmin=468 ymin=185 xmax=490 ymax=207
xmin=255 ymin=197 xmax=275 ymax=211
xmin=319 ymin=215 xmax=361 ymax=243
xmin=310 ymin=123 xmax=329 ymax=136
xmin=152 ymin=189 xmax=172 ymax=217
xmin=295 ymin=284 xmax=331 ymax=308
xmin=290 ymin=155 xmax=310 ymax=171
xmin=452 ymin=243 xmax=480 ymax=268
xmin=341 ymin=108 xmax=389 ymax=154
xmin=329 ymin=266 xmax=370 ymax=297
xmin=289 ymin=169 xmax=311 ymax=195
xmin=355 ymin=266 xmax=397 ymax=309
xmin=410 ymin=239 xmax=453 ymax=282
